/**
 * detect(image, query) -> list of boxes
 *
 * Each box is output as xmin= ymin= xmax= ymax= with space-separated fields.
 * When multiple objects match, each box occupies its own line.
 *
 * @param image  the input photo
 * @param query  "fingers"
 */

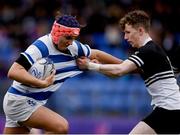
xmin=51 ymin=69 xmax=56 ymax=75
xmin=91 ymin=59 xmax=100 ymax=63
xmin=77 ymin=57 xmax=90 ymax=63
xmin=48 ymin=71 xmax=55 ymax=81
xmin=79 ymin=56 xmax=86 ymax=59
xmin=43 ymin=70 xmax=56 ymax=87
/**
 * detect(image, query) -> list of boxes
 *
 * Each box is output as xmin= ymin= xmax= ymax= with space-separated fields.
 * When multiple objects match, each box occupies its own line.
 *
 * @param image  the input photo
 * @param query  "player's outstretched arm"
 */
xmin=77 ymin=58 xmax=137 ymax=77
xmin=90 ymin=49 xmax=123 ymax=64
xmin=8 ymin=62 xmax=55 ymax=88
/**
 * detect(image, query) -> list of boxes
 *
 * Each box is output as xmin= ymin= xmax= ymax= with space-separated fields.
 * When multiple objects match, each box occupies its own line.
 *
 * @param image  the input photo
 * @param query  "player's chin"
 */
xmin=131 ymin=43 xmax=136 ymax=48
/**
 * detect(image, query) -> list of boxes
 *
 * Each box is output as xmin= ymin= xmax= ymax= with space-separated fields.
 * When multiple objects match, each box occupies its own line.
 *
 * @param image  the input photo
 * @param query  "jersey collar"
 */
xmin=143 ymin=37 xmax=152 ymax=46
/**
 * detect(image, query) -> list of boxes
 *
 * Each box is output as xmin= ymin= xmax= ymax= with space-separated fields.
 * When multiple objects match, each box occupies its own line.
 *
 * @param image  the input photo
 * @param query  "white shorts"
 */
xmin=3 ymin=92 xmax=44 ymax=127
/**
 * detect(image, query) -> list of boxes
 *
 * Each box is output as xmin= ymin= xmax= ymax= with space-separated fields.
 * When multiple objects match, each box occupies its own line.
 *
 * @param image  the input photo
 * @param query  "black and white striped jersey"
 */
xmin=167 ymin=46 xmax=180 ymax=84
xmin=166 ymin=46 xmax=180 ymax=75
xmin=128 ymin=40 xmax=180 ymax=110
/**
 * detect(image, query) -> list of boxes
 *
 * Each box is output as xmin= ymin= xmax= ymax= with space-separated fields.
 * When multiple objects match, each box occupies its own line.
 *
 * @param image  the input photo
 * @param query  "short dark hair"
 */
xmin=119 ymin=10 xmax=150 ymax=32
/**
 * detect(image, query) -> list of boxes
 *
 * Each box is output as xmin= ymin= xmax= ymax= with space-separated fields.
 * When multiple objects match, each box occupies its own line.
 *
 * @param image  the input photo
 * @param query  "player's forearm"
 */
xmin=91 ymin=49 xmax=123 ymax=64
xmin=8 ymin=63 xmax=47 ymax=88
xmin=88 ymin=62 xmax=122 ymax=77
xmin=9 ymin=69 xmax=47 ymax=87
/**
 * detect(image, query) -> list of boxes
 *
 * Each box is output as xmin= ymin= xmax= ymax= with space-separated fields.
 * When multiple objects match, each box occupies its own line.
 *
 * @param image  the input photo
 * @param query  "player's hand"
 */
xmin=40 ymin=70 xmax=56 ymax=88
xmin=76 ymin=56 xmax=90 ymax=70
xmin=90 ymin=59 xmax=100 ymax=64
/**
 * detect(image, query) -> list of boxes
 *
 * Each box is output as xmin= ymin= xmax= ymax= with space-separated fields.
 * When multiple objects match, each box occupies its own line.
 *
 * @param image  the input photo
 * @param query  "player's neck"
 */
xmin=141 ymin=34 xmax=151 ymax=46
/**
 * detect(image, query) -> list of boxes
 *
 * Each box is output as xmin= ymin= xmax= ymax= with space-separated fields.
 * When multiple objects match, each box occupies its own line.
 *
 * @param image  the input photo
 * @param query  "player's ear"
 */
xmin=138 ymin=26 xmax=144 ymax=35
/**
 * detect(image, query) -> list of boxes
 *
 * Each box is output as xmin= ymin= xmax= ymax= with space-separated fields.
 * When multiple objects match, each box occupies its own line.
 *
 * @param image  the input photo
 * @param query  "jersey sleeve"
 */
xmin=170 ymin=47 xmax=180 ymax=72
xmin=16 ymin=53 xmax=32 ymax=70
xmin=128 ymin=49 xmax=147 ymax=69
xmin=21 ymin=39 xmax=49 ymax=65
xmin=68 ymin=40 xmax=91 ymax=58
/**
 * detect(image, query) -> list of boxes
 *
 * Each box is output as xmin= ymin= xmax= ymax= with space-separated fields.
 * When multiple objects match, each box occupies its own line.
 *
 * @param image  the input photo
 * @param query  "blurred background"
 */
xmin=0 ymin=0 xmax=180 ymax=133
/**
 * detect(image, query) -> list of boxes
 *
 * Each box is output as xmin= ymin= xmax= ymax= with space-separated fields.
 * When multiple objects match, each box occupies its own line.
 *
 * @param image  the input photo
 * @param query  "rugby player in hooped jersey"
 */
xmin=77 ymin=10 xmax=180 ymax=134
xmin=3 ymin=14 xmax=122 ymax=134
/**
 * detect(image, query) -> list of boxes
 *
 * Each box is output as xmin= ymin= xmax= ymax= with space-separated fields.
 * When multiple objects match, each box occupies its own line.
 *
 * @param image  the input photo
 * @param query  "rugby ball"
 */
xmin=28 ymin=58 xmax=55 ymax=79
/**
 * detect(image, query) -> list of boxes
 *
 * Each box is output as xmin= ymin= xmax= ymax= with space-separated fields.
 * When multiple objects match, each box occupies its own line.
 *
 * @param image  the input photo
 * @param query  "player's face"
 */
xmin=123 ymin=24 xmax=140 ymax=48
xmin=57 ymin=35 xmax=77 ymax=51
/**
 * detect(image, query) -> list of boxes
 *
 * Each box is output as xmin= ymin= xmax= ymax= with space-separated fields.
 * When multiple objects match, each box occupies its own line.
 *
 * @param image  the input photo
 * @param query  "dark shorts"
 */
xmin=142 ymin=107 xmax=180 ymax=134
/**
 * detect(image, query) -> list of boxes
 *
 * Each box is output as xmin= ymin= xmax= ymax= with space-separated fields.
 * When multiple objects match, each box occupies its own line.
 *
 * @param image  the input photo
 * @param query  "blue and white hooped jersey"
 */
xmin=9 ymin=34 xmax=91 ymax=102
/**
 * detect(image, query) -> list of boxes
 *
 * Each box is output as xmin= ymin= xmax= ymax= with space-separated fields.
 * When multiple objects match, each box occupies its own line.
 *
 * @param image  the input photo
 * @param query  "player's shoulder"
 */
xmin=29 ymin=34 xmax=53 ymax=56
xmin=139 ymin=41 xmax=157 ymax=54
xmin=72 ymin=40 xmax=83 ymax=46
xmin=70 ymin=40 xmax=90 ymax=52
xmin=37 ymin=34 xmax=51 ymax=44
xmin=32 ymin=34 xmax=53 ymax=49
xmin=68 ymin=40 xmax=91 ymax=57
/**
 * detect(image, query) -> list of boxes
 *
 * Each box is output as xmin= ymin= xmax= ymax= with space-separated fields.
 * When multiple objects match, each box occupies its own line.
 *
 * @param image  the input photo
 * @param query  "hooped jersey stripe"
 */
xmin=8 ymin=87 xmax=53 ymax=101
xmin=56 ymin=66 xmax=80 ymax=74
xmin=32 ymin=40 xmax=49 ymax=57
xmin=145 ymin=71 xmax=175 ymax=86
xmin=145 ymin=71 xmax=174 ymax=83
xmin=74 ymin=40 xmax=85 ymax=56
xmin=54 ymin=77 xmax=70 ymax=84
xmin=84 ymin=44 xmax=90 ymax=57
xmin=48 ymin=55 xmax=74 ymax=63
xmin=128 ymin=54 xmax=144 ymax=67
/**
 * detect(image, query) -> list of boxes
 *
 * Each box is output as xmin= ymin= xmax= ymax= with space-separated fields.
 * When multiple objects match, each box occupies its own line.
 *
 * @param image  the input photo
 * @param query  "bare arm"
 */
xmin=97 ymin=59 xmax=137 ymax=77
xmin=77 ymin=58 xmax=137 ymax=77
xmin=90 ymin=49 xmax=123 ymax=64
xmin=8 ymin=62 xmax=55 ymax=88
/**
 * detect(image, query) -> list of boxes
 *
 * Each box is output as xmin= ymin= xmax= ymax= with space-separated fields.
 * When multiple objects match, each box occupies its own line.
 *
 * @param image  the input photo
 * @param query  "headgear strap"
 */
xmin=51 ymin=21 xmax=80 ymax=45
